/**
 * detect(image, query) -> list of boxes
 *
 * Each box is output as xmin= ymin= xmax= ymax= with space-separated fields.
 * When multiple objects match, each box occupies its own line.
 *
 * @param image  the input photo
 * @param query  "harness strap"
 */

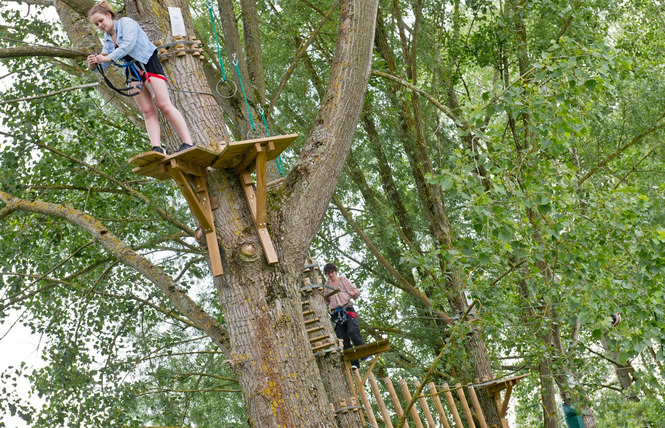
xmin=97 ymin=66 xmax=143 ymax=97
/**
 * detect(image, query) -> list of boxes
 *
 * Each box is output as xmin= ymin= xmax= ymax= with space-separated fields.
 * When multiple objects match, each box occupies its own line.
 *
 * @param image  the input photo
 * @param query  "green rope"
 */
xmin=206 ymin=0 xmax=227 ymax=81
xmin=258 ymin=104 xmax=286 ymax=177
xmin=232 ymin=53 xmax=256 ymax=131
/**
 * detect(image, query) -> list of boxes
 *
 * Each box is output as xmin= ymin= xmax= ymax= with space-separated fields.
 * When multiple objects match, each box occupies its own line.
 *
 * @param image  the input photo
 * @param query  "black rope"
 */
xmin=96 ymin=64 xmax=143 ymax=98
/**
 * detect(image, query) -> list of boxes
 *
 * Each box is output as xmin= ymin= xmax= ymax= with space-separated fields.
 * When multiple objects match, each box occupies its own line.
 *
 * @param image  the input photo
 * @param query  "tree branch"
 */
xmin=370 ymin=69 xmax=457 ymax=123
xmin=268 ymin=0 xmax=340 ymax=113
xmin=0 ymin=45 xmax=87 ymax=60
xmin=282 ymin=0 xmax=379 ymax=262
xmin=0 ymin=190 xmax=229 ymax=352
xmin=8 ymin=0 xmax=56 ymax=6
xmin=578 ymin=109 xmax=665 ymax=186
xmin=0 ymin=82 xmax=99 ymax=105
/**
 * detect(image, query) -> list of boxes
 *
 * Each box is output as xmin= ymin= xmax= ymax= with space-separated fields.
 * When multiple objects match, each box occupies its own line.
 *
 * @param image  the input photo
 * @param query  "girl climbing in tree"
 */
xmin=86 ymin=1 xmax=194 ymax=154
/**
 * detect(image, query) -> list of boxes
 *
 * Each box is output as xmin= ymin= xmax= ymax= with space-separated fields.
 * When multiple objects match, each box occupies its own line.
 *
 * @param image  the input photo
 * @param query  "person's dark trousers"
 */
xmin=334 ymin=310 xmax=365 ymax=367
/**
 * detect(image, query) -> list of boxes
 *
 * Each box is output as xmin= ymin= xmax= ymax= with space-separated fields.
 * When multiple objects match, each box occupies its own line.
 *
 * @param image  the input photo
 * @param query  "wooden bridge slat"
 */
xmin=211 ymin=134 xmax=298 ymax=169
xmin=165 ymin=145 xmax=219 ymax=167
xmin=129 ymin=151 xmax=166 ymax=167
xmin=343 ymin=339 xmax=390 ymax=362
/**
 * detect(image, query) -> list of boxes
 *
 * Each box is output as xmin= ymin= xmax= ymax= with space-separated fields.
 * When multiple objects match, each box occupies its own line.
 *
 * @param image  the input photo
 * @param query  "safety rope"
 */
xmin=95 ymin=60 xmax=144 ymax=97
xmin=232 ymin=53 xmax=257 ymax=132
xmin=206 ymin=0 xmax=227 ymax=81
xmin=206 ymin=4 xmax=286 ymax=177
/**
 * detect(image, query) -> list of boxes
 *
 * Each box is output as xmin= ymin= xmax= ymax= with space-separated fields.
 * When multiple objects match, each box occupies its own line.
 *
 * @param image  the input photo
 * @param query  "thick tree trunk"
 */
xmin=210 ymin=0 xmax=379 ymax=424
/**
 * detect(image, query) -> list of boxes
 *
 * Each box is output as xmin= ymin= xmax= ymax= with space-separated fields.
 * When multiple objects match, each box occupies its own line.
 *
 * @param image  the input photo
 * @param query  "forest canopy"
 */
xmin=1 ymin=0 xmax=665 ymax=427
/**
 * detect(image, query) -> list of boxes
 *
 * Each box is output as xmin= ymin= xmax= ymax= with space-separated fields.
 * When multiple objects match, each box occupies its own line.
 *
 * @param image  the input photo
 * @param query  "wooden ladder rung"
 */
xmin=307 ymin=325 xmax=325 ymax=335
xmin=302 ymin=310 xmax=315 ymax=317
xmin=309 ymin=334 xmax=329 ymax=344
xmin=304 ymin=317 xmax=320 ymax=326
xmin=301 ymin=300 xmax=310 ymax=306
xmin=311 ymin=341 xmax=333 ymax=353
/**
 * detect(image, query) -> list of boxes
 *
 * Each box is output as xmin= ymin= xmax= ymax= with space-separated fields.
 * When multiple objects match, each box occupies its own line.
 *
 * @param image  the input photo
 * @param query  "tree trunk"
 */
xmin=601 ymin=336 xmax=639 ymax=402
xmin=207 ymin=0 xmax=379 ymax=424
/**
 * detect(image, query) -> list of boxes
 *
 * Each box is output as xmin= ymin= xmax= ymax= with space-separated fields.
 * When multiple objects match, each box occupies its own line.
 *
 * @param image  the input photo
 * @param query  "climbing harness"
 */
xmin=330 ymin=305 xmax=358 ymax=327
xmin=96 ymin=59 xmax=150 ymax=98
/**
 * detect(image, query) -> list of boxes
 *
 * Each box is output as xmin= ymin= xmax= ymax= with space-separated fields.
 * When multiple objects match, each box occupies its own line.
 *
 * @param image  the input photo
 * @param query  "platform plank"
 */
xmin=128 ymin=151 xmax=166 ymax=167
xmin=476 ymin=374 xmax=529 ymax=395
xmin=165 ymin=145 xmax=220 ymax=167
xmin=132 ymin=163 xmax=171 ymax=180
xmin=211 ymin=134 xmax=298 ymax=169
xmin=343 ymin=339 xmax=390 ymax=362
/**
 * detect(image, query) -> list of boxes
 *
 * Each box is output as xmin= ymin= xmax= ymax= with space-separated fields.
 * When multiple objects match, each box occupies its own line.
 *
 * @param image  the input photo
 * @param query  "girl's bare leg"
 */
xmin=149 ymin=78 xmax=193 ymax=145
xmin=132 ymin=81 xmax=162 ymax=148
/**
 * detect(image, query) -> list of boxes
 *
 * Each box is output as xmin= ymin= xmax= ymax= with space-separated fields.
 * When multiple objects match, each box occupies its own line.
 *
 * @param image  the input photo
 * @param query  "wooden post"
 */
xmin=369 ymin=373 xmax=393 ymax=428
xmin=352 ymin=367 xmax=378 ymax=427
xmin=493 ymin=391 xmax=510 ymax=428
xmin=467 ymin=384 xmax=488 ymax=428
xmin=238 ymin=171 xmax=278 ymax=264
xmin=384 ymin=377 xmax=410 ymax=428
xmin=442 ymin=383 xmax=464 ymax=428
xmin=167 ymin=168 xmax=222 ymax=276
xmin=414 ymin=381 xmax=436 ymax=428
xmin=455 ymin=383 xmax=476 ymax=428
xmin=399 ymin=380 xmax=424 ymax=428
xmin=428 ymin=383 xmax=451 ymax=428
xmin=255 ymin=148 xmax=267 ymax=227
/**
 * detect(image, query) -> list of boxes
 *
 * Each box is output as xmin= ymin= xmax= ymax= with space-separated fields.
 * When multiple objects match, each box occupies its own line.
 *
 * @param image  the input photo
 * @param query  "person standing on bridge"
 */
xmin=323 ymin=263 xmax=366 ymax=368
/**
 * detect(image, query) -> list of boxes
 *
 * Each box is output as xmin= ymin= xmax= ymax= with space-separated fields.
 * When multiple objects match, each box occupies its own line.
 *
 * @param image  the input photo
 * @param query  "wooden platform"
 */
xmin=476 ymin=374 xmax=529 ymax=428
xmin=211 ymin=134 xmax=298 ymax=170
xmin=343 ymin=339 xmax=391 ymax=362
xmin=128 ymin=135 xmax=298 ymax=274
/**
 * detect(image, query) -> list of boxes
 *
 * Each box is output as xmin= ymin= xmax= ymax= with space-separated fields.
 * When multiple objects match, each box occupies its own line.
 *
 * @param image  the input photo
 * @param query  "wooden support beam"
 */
xmin=255 ymin=148 xmax=267 ymax=227
xmin=239 ymin=171 xmax=278 ymax=264
xmin=168 ymin=168 xmax=213 ymax=232
xmin=205 ymin=231 xmax=223 ymax=277
xmin=500 ymin=385 xmax=513 ymax=419
xmin=169 ymin=158 xmax=207 ymax=177
xmin=234 ymin=143 xmax=262 ymax=176
xmin=360 ymin=353 xmax=382 ymax=386
xmin=166 ymin=168 xmax=223 ymax=276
